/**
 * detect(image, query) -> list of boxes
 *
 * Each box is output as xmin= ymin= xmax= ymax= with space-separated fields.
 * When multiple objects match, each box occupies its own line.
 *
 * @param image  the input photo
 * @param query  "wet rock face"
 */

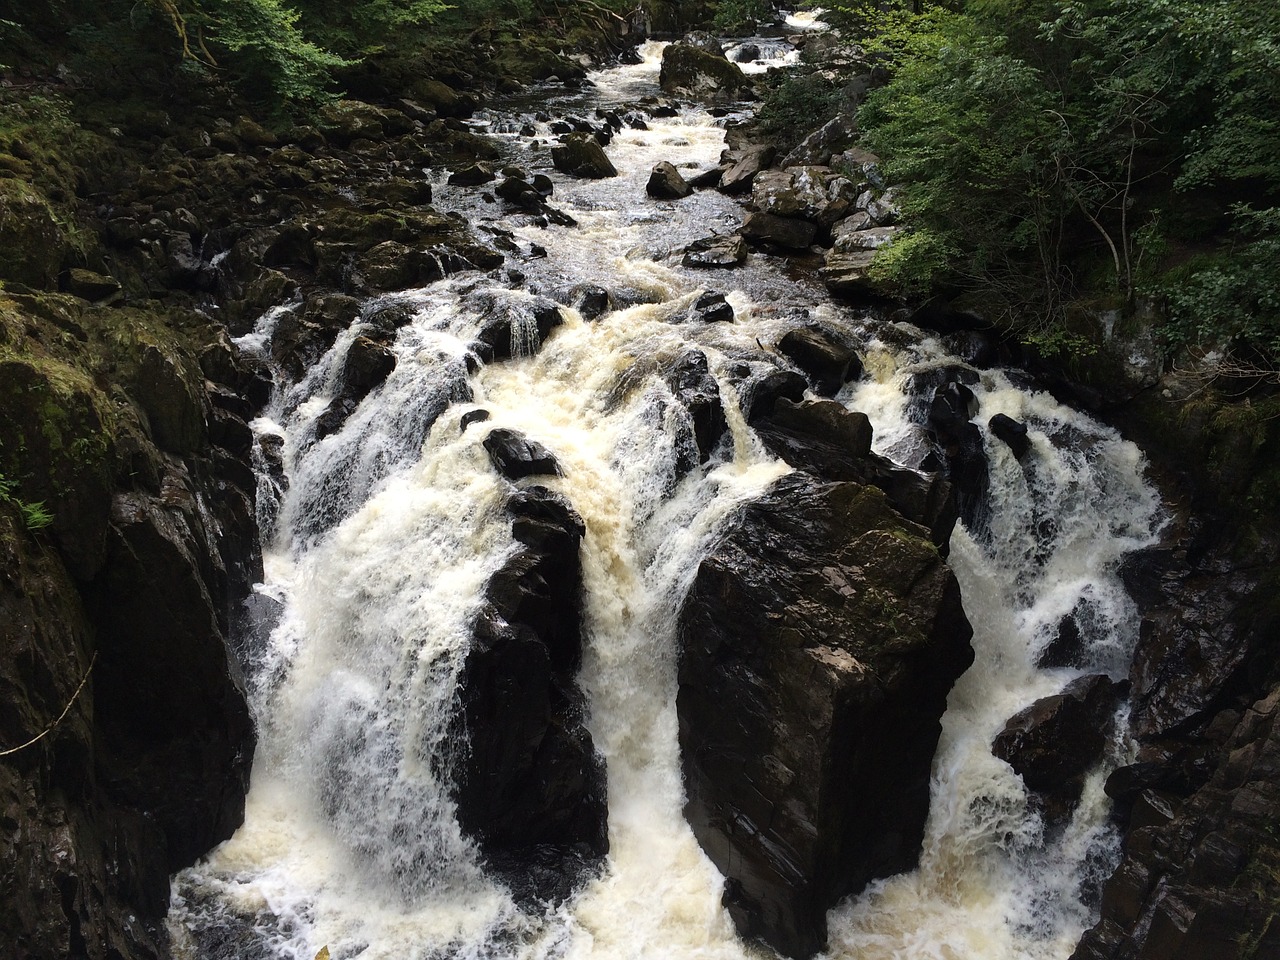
xmin=678 ymin=473 xmax=974 ymax=958
xmin=776 ymin=325 xmax=862 ymax=396
xmin=1072 ymin=687 xmax=1280 ymax=960
xmin=992 ymin=674 xmax=1122 ymax=823
xmin=452 ymin=487 xmax=607 ymax=903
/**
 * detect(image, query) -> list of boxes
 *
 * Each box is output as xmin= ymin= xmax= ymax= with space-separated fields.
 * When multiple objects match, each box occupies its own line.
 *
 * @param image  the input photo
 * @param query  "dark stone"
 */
xmin=777 ymin=326 xmax=861 ymax=396
xmin=989 ymin=413 xmax=1032 ymax=459
xmin=647 ymin=161 xmax=693 ymax=199
xmin=691 ymin=291 xmax=734 ymax=324
xmin=919 ymin=374 xmax=990 ymax=535
xmin=678 ymin=473 xmax=973 ymax=958
xmin=568 ymin=284 xmax=612 ymax=321
xmin=734 ymin=43 xmax=761 ymax=63
xmin=739 ymin=368 xmax=808 ymax=422
xmin=460 ymin=409 xmax=491 ymax=433
xmin=659 ymin=43 xmax=751 ymax=101
xmin=473 ymin=294 xmax=566 ymax=362
xmin=752 ymin=398 xmax=958 ymax=552
xmin=682 ymin=234 xmax=748 ymax=269
xmin=483 ymin=428 xmax=563 ymax=480
xmin=1037 ymin=609 xmax=1088 ymax=669
xmin=340 ymin=336 xmax=396 ymax=399
xmin=551 ymin=133 xmax=618 ymax=179
xmin=664 ymin=350 xmax=727 ymax=470
xmin=992 ymin=675 xmax=1121 ymax=821
xmin=741 ymin=211 xmax=817 ymax=250
xmin=451 ymin=487 xmax=606 ymax=903
xmin=718 ymin=146 xmax=777 ymax=194
xmin=448 ymin=163 xmax=496 ymax=186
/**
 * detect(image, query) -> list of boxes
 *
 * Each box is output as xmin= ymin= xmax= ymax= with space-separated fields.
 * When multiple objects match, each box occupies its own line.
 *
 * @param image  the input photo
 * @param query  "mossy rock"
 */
xmin=0 ymin=179 xmax=69 ymax=288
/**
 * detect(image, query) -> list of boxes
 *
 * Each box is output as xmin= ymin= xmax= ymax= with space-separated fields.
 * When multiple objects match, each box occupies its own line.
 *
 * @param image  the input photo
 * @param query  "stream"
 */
xmin=170 ymin=33 xmax=1162 ymax=960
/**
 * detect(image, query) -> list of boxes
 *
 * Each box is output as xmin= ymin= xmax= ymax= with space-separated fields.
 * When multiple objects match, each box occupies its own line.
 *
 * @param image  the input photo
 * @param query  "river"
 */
xmin=169 ymin=34 xmax=1161 ymax=960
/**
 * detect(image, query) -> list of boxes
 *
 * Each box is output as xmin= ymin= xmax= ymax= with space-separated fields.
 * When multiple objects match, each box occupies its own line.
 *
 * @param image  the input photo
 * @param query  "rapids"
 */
xmin=170 ymin=35 xmax=1162 ymax=960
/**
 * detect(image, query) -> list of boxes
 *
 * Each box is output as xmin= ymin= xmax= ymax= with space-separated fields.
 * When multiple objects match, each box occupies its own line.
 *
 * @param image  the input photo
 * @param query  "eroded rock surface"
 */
xmin=678 ymin=472 xmax=974 ymax=958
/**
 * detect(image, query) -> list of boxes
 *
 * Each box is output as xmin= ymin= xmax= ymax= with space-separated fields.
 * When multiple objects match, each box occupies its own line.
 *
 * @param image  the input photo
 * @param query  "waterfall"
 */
xmin=171 ymin=39 xmax=1161 ymax=960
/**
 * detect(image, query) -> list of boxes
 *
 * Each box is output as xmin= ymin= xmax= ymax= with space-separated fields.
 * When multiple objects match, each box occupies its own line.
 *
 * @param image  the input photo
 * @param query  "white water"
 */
xmin=172 ymin=37 xmax=1161 ymax=960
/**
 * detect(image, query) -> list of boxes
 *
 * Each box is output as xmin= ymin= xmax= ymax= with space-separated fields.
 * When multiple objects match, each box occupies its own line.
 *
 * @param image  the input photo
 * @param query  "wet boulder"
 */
xmin=718 ymin=145 xmax=777 ymax=195
xmin=647 ymin=161 xmax=693 ymax=199
xmin=453 ymin=488 xmax=607 ymax=902
xmin=992 ymin=674 xmax=1122 ymax=822
xmin=682 ymin=234 xmax=748 ymax=269
xmin=448 ymin=162 xmax=497 ymax=187
xmin=752 ymin=166 xmax=859 ymax=228
xmin=551 ymin=133 xmax=618 ymax=179
xmin=777 ymin=326 xmax=861 ymax=395
xmin=819 ymin=250 xmax=881 ymax=298
xmin=741 ymin=211 xmax=817 ymax=250
xmin=989 ymin=413 xmax=1031 ymax=459
xmin=659 ymin=43 xmax=752 ymax=101
xmin=664 ymin=349 xmax=727 ymax=470
xmin=483 ymin=427 xmax=563 ymax=480
xmin=690 ymin=291 xmax=734 ymax=324
xmin=918 ymin=373 xmax=989 ymax=534
xmin=751 ymin=397 xmax=958 ymax=552
xmin=473 ymin=294 xmax=567 ymax=362
xmin=678 ymin=472 xmax=974 ymax=958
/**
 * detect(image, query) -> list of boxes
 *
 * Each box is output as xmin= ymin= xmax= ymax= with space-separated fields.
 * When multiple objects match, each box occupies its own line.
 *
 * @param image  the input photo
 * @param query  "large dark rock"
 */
xmin=473 ymin=294 xmax=567 ymax=362
xmin=682 ymin=233 xmax=748 ymax=269
xmin=752 ymin=167 xmax=858 ymax=228
xmin=678 ymin=473 xmax=974 ymax=958
xmin=659 ymin=43 xmax=751 ymax=101
xmin=741 ymin=211 xmax=817 ymax=250
xmin=751 ymin=397 xmax=958 ymax=552
xmin=992 ymin=674 xmax=1121 ymax=822
xmin=551 ymin=133 xmax=618 ymax=179
xmin=718 ymin=146 xmax=777 ymax=195
xmin=647 ymin=161 xmax=692 ymax=199
xmin=664 ymin=349 xmax=727 ymax=471
xmin=483 ymin=428 xmax=563 ymax=480
xmin=1072 ymin=687 xmax=1280 ymax=960
xmin=777 ymin=326 xmax=861 ymax=396
xmin=451 ymin=488 xmax=607 ymax=902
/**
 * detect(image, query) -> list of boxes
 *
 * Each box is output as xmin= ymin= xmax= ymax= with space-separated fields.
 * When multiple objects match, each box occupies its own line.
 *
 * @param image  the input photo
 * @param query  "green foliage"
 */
xmin=1157 ymin=206 xmax=1280 ymax=365
xmin=712 ymin=0 xmax=773 ymax=34
xmin=0 ymin=471 xmax=53 ymax=532
xmin=757 ymin=69 xmax=844 ymax=150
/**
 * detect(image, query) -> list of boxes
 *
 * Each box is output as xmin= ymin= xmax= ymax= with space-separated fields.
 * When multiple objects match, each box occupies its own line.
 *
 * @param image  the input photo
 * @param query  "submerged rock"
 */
xmin=678 ymin=473 xmax=973 ymax=958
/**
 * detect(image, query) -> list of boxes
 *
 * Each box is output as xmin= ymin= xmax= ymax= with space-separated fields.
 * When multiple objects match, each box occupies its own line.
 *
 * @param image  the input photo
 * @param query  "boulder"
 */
xmin=690 ymin=291 xmax=734 ymax=324
xmin=664 ymin=349 xmax=726 ymax=470
xmin=820 ymin=250 xmax=882 ymax=297
xmin=989 ymin=413 xmax=1032 ymax=459
xmin=752 ymin=166 xmax=858 ymax=227
xmin=659 ymin=43 xmax=751 ymax=101
xmin=831 ymin=225 xmax=898 ymax=254
xmin=473 ymin=294 xmax=567 ymax=362
xmin=741 ymin=211 xmax=817 ymax=250
xmin=448 ymin=163 xmax=497 ymax=187
xmin=779 ymin=113 xmax=861 ymax=169
xmin=551 ymin=133 xmax=618 ymax=179
xmin=718 ymin=146 xmax=777 ymax=194
xmin=682 ymin=234 xmax=748 ymax=269
xmin=678 ymin=472 xmax=973 ymax=958
xmin=647 ymin=161 xmax=693 ymax=199
xmin=777 ymin=326 xmax=861 ymax=395
xmin=452 ymin=488 xmax=607 ymax=902
xmin=483 ymin=427 xmax=563 ymax=480
xmin=751 ymin=397 xmax=958 ymax=551
xmin=992 ymin=675 xmax=1122 ymax=821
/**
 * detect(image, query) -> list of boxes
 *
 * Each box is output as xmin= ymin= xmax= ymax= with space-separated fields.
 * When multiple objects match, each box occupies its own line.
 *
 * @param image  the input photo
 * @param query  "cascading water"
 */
xmin=171 ymin=34 xmax=1161 ymax=960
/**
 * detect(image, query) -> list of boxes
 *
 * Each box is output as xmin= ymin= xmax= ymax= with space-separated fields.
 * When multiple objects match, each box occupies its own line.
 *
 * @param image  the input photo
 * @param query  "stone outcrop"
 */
xmin=678 ymin=472 xmax=974 ymax=958
xmin=451 ymin=487 xmax=608 ymax=903
xmin=659 ymin=43 xmax=753 ymax=101
xmin=647 ymin=161 xmax=693 ymax=199
xmin=0 ymin=293 xmax=260 ymax=960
